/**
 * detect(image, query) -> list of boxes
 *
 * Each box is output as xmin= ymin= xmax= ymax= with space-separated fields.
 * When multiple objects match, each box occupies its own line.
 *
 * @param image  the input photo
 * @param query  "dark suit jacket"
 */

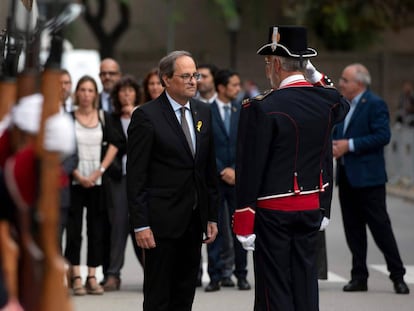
xmin=210 ymin=101 xmax=241 ymax=173
xmin=127 ymin=92 xmax=219 ymax=239
xmin=333 ymin=90 xmax=391 ymax=188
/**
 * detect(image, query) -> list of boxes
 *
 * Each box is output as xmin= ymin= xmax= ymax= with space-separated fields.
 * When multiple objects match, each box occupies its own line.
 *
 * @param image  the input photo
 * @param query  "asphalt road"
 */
xmin=71 ymin=188 xmax=414 ymax=311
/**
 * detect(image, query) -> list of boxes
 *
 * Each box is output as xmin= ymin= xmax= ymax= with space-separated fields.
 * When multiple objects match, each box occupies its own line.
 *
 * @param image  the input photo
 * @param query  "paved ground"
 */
xmin=70 ymin=187 xmax=414 ymax=311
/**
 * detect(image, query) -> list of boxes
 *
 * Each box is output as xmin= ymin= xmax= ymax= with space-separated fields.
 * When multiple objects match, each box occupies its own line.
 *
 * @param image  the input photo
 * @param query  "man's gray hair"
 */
xmin=277 ymin=56 xmax=306 ymax=72
xmin=351 ymin=63 xmax=371 ymax=87
xmin=159 ymin=50 xmax=193 ymax=87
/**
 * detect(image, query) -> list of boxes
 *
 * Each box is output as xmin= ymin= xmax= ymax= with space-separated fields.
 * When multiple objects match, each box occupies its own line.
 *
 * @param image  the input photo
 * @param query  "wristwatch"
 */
xmin=100 ymin=166 xmax=106 ymax=173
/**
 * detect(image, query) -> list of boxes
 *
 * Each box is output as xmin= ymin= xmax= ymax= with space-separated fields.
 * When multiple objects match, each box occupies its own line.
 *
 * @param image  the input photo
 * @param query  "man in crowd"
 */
xmin=196 ymin=64 xmax=218 ymax=104
xmin=205 ymin=69 xmax=250 ymax=292
xmin=99 ymin=58 xmax=122 ymax=112
xmin=127 ymin=50 xmax=219 ymax=311
xmin=333 ymin=63 xmax=410 ymax=295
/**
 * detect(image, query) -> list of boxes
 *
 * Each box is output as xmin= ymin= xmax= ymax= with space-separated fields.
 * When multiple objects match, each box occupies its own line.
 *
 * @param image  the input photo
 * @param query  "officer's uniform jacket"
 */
xmin=233 ymin=75 xmax=350 ymax=235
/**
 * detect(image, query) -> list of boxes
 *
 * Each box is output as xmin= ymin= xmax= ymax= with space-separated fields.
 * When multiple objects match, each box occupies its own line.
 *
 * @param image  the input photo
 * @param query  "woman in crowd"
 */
xmin=102 ymin=75 xmax=144 ymax=291
xmin=142 ymin=68 xmax=164 ymax=103
xmin=65 ymin=75 xmax=122 ymax=296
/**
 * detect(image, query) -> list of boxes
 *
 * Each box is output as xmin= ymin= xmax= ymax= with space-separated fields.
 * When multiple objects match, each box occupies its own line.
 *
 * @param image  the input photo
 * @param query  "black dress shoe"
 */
xmin=343 ymin=280 xmax=368 ymax=292
xmin=237 ymin=278 xmax=251 ymax=290
xmin=394 ymin=280 xmax=410 ymax=294
xmin=205 ymin=281 xmax=220 ymax=292
xmin=221 ymin=277 xmax=235 ymax=287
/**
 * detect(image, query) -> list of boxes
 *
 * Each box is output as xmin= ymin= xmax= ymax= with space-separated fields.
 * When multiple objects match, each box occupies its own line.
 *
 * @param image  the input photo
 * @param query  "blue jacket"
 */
xmin=333 ymin=90 xmax=391 ymax=188
xmin=210 ymin=101 xmax=241 ymax=174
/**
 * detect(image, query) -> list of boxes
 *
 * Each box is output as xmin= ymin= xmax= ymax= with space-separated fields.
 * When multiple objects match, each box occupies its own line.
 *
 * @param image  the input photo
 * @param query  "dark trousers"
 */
xmin=143 ymin=211 xmax=202 ymax=311
xmin=338 ymin=165 xmax=406 ymax=282
xmin=207 ymin=182 xmax=247 ymax=282
xmin=64 ymin=185 xmax=104 ymax=267
xmin=106 ymin=176 xmax=144 ymax=277
xmin=254 ymin=208 xmax=320 ymax=311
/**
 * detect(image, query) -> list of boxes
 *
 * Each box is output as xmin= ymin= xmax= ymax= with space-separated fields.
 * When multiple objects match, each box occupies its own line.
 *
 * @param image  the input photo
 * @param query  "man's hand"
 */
xmin=237 ymin=234 xmax=256 ymax=251
xmin=203 ymin=222 xmax=218 ymax=244
xmin=220 ymin=167 xmax=235 ymax=185
xmin=332 ymin=139 xmax=349 ymax=159
xmin=135 ymin=228 xmax=156 ymax=249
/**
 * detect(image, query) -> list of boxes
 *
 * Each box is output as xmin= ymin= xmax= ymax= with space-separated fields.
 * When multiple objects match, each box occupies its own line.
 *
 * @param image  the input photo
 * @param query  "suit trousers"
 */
xmin=143 ymin=209 xmax=203 ymax=311
xmin=254 ymin=207 xmax=320 ymax=311
xmin=338 ymin=165 xmax=406 ymax=282
xmin=207 ymin=182 xmax=247 ymax=282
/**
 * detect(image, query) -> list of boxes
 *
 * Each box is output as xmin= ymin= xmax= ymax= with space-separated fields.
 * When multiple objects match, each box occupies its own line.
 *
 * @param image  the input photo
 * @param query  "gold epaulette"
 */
xmin=242 ymin=89 xmax=273 ymax=107
xmin=253 ymin=89 xmax=273 ymax=101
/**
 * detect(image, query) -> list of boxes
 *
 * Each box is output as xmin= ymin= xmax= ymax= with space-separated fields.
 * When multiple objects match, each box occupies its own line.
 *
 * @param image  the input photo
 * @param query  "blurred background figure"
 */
xmin=103 ymin=75 xmax=144 ymax=291
xmin=241 ymin=79 xmax=260 ymax=101
xmin=205 ymin=69 xmax=250 ymax=292
xmin=333 ymin=63 xmax=409 ymax=295
xmin=60 ymin=69 xmax=74 ymax=113
xmin=98 ymin=58 xmax=122 ymax=113
xmin=395 ymin=80 xmax=414 ymax=127
xmin=65 ymin=75 xmax=120 ymax=296
xmin=141 ymin=68 xmax=164 ymax=103
xmin=98 ymin=58 xmax=122 ymax=285
xmin=196 ymin=64 xmax=218 ymax=104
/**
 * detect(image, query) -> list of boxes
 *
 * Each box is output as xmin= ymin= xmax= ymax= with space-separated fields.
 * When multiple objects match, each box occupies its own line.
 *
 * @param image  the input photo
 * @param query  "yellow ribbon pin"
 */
xmin=196 ymin=121 xmax=202 ymax=132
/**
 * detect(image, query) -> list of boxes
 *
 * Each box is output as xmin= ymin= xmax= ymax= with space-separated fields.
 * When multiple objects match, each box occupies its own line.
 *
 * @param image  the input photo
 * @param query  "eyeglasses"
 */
xmin=99 ymin=71 xmax=120 ymax=77
xmin=174 ymin=72 xmax=201 ymax=82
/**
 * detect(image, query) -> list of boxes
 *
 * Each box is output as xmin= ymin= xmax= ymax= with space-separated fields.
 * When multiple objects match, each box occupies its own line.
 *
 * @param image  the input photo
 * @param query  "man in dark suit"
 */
xmin=98 ymin=57 xmax=122 ymax=285
xmin=233 ymin=25 xmax=350 ymax=311
xmin=205 ymin=69 xmax=250 ymax=292
xmin=333 ymin=63 xmax=410 ymax=295
xmin=98 ymin=58 xmax=121 ymax=113
xmin=127 ymin=50 xmax=219 ymax=311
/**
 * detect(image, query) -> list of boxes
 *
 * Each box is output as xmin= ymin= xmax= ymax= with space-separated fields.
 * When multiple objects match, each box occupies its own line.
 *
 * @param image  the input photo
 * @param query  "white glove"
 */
xmin=304 ymin=60 xmax=323 ymax=84
xmin=319 ymin=217 xmax=330 ymax=231
xmin=43 ymin=113 xmax=76 ymax=156
xmin=237 ymin=234 xmax=256 ymax=251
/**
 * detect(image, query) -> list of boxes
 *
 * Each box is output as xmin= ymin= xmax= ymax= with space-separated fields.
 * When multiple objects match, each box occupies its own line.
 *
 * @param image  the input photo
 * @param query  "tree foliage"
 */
xmin=284 ymin=0 xmax=414 ymax=50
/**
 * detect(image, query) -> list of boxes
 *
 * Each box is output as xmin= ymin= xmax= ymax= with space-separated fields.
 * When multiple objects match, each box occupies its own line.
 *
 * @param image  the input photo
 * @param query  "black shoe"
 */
xmin=205 ymin=281 xmax=220 ymax=292
xmin=343 ymin=280 xmax=368 ymax=292
xmin=221 ymin=277 xmax=235 ymax=287
xmin=394 ymin=280 xmax=410 ymax=294
xmin=237 ymin=278 xmax=251 ymax=290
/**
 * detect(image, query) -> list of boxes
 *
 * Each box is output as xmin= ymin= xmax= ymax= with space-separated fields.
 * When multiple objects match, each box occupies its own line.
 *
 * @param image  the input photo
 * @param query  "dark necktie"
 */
xmin=223 ymin=105 xmax=231 ymax=134
xmin=180 ymin=107 xmax=195 ymax=156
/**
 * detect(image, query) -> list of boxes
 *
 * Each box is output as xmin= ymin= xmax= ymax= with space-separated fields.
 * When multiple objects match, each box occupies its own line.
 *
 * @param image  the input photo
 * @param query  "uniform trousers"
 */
xmin=65 ymin=185 xmax=104 ymax=267
xmin=338 ymin=165 xmax=406 ymax=282
xmin=143 ymin=209 xmax=202 ymax=311
xmin=254 ymin=207 xmax=320 ymax=311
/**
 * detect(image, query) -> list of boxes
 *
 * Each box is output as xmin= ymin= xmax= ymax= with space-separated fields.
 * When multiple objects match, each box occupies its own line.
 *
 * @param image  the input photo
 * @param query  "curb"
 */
xmin=386 ymin=185 xmax=414 ymax=202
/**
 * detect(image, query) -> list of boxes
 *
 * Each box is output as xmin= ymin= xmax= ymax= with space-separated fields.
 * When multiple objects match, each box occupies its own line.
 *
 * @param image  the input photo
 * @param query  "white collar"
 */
xmin=166 ymin=91 xmax=190 ymax=111
xmin=279 ymin=74 xmax=306 ymax=88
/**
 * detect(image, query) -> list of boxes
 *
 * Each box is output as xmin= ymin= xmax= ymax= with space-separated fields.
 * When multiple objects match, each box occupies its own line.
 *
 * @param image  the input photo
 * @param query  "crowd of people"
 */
xmin=0 ymin=24 xmax=411 ymax=311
